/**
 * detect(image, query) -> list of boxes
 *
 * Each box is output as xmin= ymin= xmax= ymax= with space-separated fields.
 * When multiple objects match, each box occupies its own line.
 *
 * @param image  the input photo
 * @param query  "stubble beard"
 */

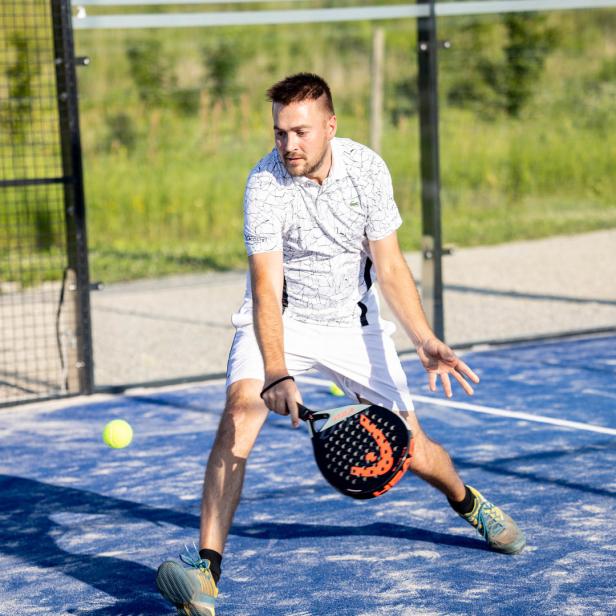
xmin=284 ymin=145 xmax=329 ymax=178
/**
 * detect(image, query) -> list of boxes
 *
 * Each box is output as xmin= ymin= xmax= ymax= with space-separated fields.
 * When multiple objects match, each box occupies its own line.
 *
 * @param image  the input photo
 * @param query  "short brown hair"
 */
xmin=266 ymin=73 xmax=335 ymax=115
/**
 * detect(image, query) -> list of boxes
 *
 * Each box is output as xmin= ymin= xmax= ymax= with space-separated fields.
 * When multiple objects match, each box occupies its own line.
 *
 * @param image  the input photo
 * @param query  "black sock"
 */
xmin=448 ymin=485 xmax=476 ymax=515
xmin=199 ymin=548 xmax=222 ymax=585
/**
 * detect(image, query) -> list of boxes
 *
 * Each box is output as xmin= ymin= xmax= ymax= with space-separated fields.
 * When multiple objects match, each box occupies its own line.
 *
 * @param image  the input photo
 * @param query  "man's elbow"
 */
xmin=376 ymin=257 xmax=411 ymax=287
xmin=252 ymin=281 xmax=282 ymax=308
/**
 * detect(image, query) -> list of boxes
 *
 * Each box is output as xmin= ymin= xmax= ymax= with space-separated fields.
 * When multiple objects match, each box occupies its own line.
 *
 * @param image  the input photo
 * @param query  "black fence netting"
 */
xmin=0 ymin=0 xmax=92 ymax=406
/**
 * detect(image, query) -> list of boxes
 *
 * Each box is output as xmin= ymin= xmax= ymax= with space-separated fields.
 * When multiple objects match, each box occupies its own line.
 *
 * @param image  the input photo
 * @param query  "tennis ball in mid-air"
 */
xmin=329 ymin=383 xmax=345 ymax=397
xmin=102 ymin=419 xmax=133 ymax=449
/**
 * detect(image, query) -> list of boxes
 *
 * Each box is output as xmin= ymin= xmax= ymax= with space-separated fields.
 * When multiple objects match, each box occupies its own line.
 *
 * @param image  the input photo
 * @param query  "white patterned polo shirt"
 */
xmin=239 ymin=137 xmax=403 ymax=327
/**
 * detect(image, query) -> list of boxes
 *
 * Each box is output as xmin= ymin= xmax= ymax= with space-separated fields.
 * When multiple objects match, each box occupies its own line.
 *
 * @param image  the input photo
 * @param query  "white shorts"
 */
xmin=226 ymin=314 xmax=415 ymax=413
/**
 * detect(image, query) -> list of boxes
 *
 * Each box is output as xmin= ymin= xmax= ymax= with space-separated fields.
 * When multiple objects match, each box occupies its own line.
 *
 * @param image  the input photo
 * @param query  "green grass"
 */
xmin=2 ymin=10 xmax=615 ymax=287
xmin=79 ymin=93 xmax=615 ymax=285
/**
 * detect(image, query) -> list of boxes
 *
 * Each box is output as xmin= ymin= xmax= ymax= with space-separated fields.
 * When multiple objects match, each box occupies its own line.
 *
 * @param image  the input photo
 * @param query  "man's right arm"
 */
xmin=249 ymin=252 xmax=302 ymax=426
xmin=250 ymin=251 xmax=286 ymax=379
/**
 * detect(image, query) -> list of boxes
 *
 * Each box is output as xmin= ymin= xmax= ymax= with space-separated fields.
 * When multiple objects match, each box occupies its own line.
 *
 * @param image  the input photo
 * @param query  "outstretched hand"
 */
xmin=417 ymin=338 xmax=480 ymax=397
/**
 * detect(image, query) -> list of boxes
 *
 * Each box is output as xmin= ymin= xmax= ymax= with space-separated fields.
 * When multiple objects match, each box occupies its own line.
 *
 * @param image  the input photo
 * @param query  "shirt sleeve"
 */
xmin=364 ymin=155 xmax=403 ymax=241
xmin=243 ymin=173 xmax=284 ymax=256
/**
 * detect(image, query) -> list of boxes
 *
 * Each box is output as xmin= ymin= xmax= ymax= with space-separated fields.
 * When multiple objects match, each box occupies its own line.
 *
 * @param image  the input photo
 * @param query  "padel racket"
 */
xmin=297 ymin=402 xmax=413 ymax=499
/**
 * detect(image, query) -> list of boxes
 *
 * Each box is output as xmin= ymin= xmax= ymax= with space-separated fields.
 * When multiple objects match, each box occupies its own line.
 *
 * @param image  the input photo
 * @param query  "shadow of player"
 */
xmin=0 ymin=472 xmax=488 ymax=615
xmin=0 ymin=474 xmax=196 ymax=615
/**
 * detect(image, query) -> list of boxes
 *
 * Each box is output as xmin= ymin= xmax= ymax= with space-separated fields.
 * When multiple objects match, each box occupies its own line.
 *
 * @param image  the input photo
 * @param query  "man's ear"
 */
xmin=327 ymin=114 xmax=337 ymax=140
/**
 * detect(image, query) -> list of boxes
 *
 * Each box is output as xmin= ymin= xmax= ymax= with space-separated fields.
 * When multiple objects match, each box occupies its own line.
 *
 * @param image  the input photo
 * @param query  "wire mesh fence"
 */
xmin=0 ymin=0 xmax=92 ymax=406
xmin=436 ymin=8 xmax=616 ymax=346
xmin=69 ymin=4 xmax=615 ymax=389
xmin=2 ymin=2 xmax=614 ymax=398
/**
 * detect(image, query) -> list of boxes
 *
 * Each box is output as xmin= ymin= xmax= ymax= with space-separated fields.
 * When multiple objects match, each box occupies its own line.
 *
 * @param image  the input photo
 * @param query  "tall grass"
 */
xmin=3 ymin=9 xmax=615 ymax=285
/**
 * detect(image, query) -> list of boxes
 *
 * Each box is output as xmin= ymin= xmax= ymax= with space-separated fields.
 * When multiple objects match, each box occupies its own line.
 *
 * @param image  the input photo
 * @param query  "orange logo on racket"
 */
xmin=350 ymin=414 xmax=394 ymax=477
xmin=332 ymin=406 xmax=361 ymax=423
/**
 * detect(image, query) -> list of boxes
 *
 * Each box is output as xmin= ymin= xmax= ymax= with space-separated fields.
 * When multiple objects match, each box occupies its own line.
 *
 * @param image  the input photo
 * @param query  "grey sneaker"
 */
xmin=156 ymin=545 xmax=218 ymax=616
xmin=461 ymin=485 xmax=526 ymax=554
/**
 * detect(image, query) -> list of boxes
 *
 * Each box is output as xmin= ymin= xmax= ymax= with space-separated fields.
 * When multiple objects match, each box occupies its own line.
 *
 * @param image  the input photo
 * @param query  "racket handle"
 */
xmin=296 ymin=403 xmax=313 ymax=421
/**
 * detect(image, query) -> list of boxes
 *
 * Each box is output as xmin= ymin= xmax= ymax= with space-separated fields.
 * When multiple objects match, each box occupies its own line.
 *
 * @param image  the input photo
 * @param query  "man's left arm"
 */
xmin=369 ymin=231 xmax=480 ymax=397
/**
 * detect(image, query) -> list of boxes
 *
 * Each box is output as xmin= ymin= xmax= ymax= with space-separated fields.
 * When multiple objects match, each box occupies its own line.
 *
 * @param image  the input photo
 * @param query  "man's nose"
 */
xmin=285 ymin=133 xmax=299 ymax=152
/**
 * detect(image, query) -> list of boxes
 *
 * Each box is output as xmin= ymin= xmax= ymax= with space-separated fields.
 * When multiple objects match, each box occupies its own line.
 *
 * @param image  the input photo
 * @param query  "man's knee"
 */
xmin=408 ymin=430 xmax=443 ymax=477
xmin=215 ymin=380 xmax=268 ymax=458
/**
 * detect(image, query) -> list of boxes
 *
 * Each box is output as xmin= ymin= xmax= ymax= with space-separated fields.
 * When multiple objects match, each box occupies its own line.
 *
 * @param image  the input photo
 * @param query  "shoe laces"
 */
xmin=474 ymin=502 xmax=505 ymax=539
xmin=179 ymin=542 xmax=212 ymax=574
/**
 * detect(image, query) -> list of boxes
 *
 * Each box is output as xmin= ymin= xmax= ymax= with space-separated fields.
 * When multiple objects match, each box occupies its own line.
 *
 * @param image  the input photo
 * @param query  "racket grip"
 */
xmin=296 ymin=403 xmax=313 ymax=421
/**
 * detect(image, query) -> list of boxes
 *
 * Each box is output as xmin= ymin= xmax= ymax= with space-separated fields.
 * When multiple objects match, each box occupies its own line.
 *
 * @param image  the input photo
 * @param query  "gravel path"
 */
xmin=90 ymin=229 xmax=616 ymax=388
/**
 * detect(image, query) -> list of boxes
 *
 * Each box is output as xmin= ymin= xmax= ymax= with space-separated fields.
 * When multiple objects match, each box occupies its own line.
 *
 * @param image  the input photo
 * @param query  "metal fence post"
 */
xmin=417 ymin=0 xmax=444 ymax=341
xmin=370 ymin=26 xmax=385 ymax=154
xmin=51 ymin=0 xmax=94 ymax=394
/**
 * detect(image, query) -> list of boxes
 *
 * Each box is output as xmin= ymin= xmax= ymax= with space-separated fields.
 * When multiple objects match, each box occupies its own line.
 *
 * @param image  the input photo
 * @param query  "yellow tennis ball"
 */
xmin=329 ymin=383 xmax=345 ymax=397
xmin=102 ymin=419 xmax=133 ymax=449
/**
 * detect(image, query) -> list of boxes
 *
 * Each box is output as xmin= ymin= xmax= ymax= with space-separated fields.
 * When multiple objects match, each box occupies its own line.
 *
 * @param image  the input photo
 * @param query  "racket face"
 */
xmin=308 ymin=404 xmax=413 ymax=499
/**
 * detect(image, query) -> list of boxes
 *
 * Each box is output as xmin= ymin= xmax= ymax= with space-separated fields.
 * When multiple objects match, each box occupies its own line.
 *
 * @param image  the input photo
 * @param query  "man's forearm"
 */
xmin=378 ymin=259 xmax=435 ymax=347
xmin=249 ymin=252 xmax=288 ymax=382
xmin=253 ymin=292 xmax=288 ymax=380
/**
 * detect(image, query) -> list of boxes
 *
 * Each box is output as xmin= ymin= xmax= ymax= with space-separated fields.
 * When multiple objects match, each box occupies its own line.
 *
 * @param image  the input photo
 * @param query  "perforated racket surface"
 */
xmin=298 ymin=403 xmax=413 ymax=499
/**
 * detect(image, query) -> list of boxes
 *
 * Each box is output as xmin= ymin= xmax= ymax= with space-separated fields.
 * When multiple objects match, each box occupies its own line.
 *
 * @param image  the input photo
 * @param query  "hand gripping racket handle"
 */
xmin=296 ymin=403 xmax=328 ymax=423
xmin=295 ymin=403 xmax=310 ymax=420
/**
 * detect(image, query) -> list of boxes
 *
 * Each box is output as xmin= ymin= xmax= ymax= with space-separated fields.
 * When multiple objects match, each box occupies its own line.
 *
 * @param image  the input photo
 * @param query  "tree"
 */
xmin=447 ymin=13 xmax=558 ymax=118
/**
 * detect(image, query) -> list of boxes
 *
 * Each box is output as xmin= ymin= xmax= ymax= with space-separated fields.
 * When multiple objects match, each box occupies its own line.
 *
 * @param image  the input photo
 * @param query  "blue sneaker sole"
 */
xmin=156 ymin=561 xmax=197 ymax=606
xmin=498 ymin=534 xmax=526 ymax=555
xmin=156 ymin=561 xmax=216 ymax=615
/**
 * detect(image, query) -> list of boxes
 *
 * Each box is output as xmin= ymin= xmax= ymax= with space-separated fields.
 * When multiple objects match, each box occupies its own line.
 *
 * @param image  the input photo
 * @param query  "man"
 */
xmin=156 ymin=73 xmax=525 ymax=616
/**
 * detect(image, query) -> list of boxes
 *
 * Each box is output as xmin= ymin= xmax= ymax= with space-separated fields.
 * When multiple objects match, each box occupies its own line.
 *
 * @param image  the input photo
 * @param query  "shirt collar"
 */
xmin=328 ymin=137 xmax=347 ymax=181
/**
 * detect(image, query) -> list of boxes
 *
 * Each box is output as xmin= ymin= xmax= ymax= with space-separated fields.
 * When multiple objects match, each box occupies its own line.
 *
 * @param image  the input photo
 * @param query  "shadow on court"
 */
xmin=2 ymin=334 xmax=616 ymax=614
xmin=0 ymin=473 xmax=490 ymax=615
xmin=231 ymin=520 xmax=488 ymax=552
xmin=0 ymin=475 xmax=183 ymax=614
xmin=454 ymin=439 xmax=616 ymax=499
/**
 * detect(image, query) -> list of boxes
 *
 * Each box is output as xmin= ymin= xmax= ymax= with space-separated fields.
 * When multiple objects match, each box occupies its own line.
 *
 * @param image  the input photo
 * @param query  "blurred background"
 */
xmin=74 ymin=5 xmax=616 ymax=278
xmin=2 ymin=0 xmax=615 ymax=403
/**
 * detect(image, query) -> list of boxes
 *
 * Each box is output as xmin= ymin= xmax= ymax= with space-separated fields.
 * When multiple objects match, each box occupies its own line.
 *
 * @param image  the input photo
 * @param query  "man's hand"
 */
xmin=261 ymin=375 xmax=303 ymax=428
xmin=417 ymin=338 xmax=480 ymax=398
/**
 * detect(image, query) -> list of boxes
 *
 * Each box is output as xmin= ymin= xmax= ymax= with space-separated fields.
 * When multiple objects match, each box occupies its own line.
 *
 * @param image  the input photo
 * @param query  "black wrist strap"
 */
xmin=260 ymin=375 xmax=295 ymax=398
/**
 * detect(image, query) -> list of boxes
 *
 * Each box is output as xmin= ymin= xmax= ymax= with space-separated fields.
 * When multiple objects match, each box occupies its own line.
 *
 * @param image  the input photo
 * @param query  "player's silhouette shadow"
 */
xmin=230 ymin=520 xmax=488 ymax=551
xmin=0 ymin=473 xmax=188 ymax=616
xmin=454 ymin=439 xmax=616 ymax=499
xmin=0 ymin=471 xmax=489 ymax=616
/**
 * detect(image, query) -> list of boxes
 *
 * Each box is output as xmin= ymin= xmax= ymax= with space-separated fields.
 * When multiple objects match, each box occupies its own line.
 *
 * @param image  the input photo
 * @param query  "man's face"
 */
xmin=272 ymin=96 xmax=337 ymax=180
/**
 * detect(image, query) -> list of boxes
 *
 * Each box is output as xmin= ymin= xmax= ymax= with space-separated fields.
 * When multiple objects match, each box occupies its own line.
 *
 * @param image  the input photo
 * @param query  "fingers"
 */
xmin=429 ymin=369 xmax=472 ymax=397
xmin=448 ymin=357 xmax=479 ymax=396
xmin=421 ymin=338 xmax=480 ymax=397
xmin=450 ymin=368 xmax=475 ymax=396
xmin=261 ymin=381 xmax=290 ymax=415
xmin=428 ymin=371 xmax=437 ymax=393
xmin=455 ymin=358 xmax=480 ymax=384
xmin=290 ymin=389 xmax=304 ymax=428
xmin=439 ymin=372 xmax=453 ymax=398
xmin=425 ymin=357 xmax=480 ymax=397
xmin=288 ymin=398 xmax=300 ymax=428
xmin=262 ymin=379 xmax=303 ymax=427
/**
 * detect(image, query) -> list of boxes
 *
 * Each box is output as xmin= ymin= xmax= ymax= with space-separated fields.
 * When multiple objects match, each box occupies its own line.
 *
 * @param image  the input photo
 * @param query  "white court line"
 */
xmin=410 ymin=394 xmax=616 ymax=436
xmin=295 ymin=375 xmax=616 ymax=436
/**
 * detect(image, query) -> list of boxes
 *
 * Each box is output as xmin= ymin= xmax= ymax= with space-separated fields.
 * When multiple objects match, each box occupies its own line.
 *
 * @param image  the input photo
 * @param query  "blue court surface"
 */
xmin=1 ymin=334 xmax=615 ymax=616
